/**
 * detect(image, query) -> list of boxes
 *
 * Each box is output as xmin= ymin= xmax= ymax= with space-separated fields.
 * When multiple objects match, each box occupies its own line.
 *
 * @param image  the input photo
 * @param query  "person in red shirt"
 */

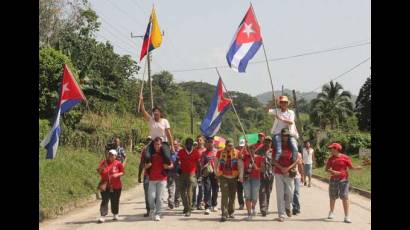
xmin=201 ymin=137 xmax=219 ymax=214
xmin=145 ymin=137 xmax=174 ymax=221
xmin=193 ymin=135 xmax=207 ymax=210
xmin=178 ymin=137 xmax=201 ymax=217
xmin=253 ymin=132 xmax=266 ymax=152
xmin=242 ymin=143 xmax=263 ymax=221
xmin=325 ymin=143 xmax=362 ymax=223
xmin=96 ymin=149 xmax=125 ymax=223
xmin=273 ymin=128 xmax=299 ymax=222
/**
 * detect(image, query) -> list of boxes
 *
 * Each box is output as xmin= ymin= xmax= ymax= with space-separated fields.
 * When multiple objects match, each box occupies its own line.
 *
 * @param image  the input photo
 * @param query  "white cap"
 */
xmin=108 ymin=149 xmax=118 ymax=156
xmin=239 ymin=139 xmax=246 ymax=147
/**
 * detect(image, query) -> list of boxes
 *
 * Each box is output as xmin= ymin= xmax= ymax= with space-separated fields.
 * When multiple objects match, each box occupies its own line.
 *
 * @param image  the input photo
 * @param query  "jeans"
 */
xmin=274 ymin=173 xmax=295 ymax=218
xmin=293 ymin=177 xmax=301 ymax=212
xmin=143 ymin=175 xmax=150 ymax=213
xmin=100 ymin=189 xmax=122 ymax=216
xmin=243 ymin=178 xmax=261 ymax=201
xmin=179 ymin=173 xmax=197 ymax=212
xmin=237 ymin=181 xmax=244 ymax=206
xmin=259 ymin=175 xmax=274 ymax=213
xmin=167 ymin=174 xmax=177 ymax=206
xmin=203 ymin=173 xmax=219 ymax=209
xmin=273 ymin=134 xmax=298 ymax=162
xmin=219 ymin=177 xmax=237 ymax=217
xmin=148 ymin=180 xmax=167 ymax=216
xmin=144 ymin=142 xmax=171 ymax=164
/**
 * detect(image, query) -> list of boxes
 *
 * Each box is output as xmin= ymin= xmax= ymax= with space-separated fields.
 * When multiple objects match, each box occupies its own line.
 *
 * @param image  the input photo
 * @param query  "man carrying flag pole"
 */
xmin=40 ymin=64 xmax=86 ymax=159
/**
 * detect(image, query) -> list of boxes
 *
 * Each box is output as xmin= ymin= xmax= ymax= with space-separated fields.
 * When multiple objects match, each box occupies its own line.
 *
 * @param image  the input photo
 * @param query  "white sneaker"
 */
xmin=252 ymin=209 xmax=256 ymax=216
xmin=98 ymin=216 xmax=105 ymax=223
xmin=328 ymin=211 xmax=334 ymax=219
xmin=154 ymin=215 xmax=161 ymax=221
xmin=344 ymin=217 xmax=352 ymax=223
xmin=205 ymin=208 xmax=211 ymax=215
xmin=113 ymin=214 xmax=119 ymax=220
xmin=211 ymin=206 xmax=218 ymax=212
xmin=246 ymin=215 xmax=252 ymax=221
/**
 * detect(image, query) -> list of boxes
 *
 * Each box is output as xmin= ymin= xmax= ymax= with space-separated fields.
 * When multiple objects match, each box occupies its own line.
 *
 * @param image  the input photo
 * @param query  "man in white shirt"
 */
xmin=302 ymin=141 xmax=315 ymax=187
xmin=270 ymin=96 xmax=299 ymax=163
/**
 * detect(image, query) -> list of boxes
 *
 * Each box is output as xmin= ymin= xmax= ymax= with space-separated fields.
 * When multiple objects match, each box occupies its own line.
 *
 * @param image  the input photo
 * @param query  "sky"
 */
xmin=89 ymin=0 xmax=371 ymax=97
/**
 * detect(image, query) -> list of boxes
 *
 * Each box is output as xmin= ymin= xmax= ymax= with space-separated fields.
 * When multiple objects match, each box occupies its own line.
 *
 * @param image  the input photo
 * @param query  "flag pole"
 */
xmin=215 ymin=68 xmax=255 ymax=163
xmin=138 ymin=58 xmax=148 ymax=113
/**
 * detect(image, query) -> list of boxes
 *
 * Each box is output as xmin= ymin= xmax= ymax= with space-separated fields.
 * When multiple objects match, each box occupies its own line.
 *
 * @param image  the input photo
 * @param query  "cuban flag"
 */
xmin=200 ymin=78 xmax=231 ymax=137
xmin=40 ymin=64 xmax=86 ymax=159
xmin=226 ymin=5 xmax=262 ymax=73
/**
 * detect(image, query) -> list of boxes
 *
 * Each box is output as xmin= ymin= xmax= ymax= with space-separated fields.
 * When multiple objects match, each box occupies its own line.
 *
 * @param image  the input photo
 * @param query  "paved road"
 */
xmin=39 ymin=178 xmax=371 ymax=230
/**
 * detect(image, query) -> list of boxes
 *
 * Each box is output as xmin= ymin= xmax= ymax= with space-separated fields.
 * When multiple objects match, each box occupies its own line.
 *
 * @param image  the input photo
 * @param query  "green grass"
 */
xmin=39 ymin=145 xmax=140 ymax=221
xmin=313 ymin=154 xmax=371 ymax=192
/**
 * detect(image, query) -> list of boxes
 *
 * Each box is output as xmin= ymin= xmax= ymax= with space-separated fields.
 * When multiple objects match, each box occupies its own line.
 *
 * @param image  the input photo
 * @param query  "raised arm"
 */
xmin=166 ymin=128 xmax=175 ymax=153
xmin=139 ymin=96 xmax=151 ymax=122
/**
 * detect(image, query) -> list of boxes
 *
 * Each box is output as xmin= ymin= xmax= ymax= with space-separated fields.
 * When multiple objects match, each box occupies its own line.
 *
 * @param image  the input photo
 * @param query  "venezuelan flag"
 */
xmin=140 ymin=7 xmax=162 ymax=61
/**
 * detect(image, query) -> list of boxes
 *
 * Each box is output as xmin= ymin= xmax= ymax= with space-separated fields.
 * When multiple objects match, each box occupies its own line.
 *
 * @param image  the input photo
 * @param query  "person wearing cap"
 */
xmin=139 ymin=96 xmax=174 ymax=165
xmin=253 ymin=133 xmax=266 ymax=152
xmin=178 ymin=137 xmax=202 ymax=217
xmin=242 ymin=141 xmax=264 ymax=221
xmin=325 ymin=142 xmax=362 ymax=223
xmin=138 ymin=136 xmax=153 ymax=217
xmin=145 ymin=137 xmax=174 ymax=221
xmin=235 ymin=139 xmax=248 ymax=211
xmin=201 ymin=137 xmax=219 ymax=214
xmin=269 ymin=95 xmax=299 ymax=163
xmin=255 ymin=135 xmax=274 ymax=217
xmin=273 ymin=128 xmax=300 ymax=222
xmin=215 ymin=138 xmax=244 ymax=222
xmin=96 ymin=149 xmax=125 ymax=223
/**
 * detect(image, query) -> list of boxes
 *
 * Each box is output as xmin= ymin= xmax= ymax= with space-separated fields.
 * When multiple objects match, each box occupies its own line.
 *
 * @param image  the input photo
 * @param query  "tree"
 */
xmin=310 ymin=81 xmax=354 ymax=129
xmin=355 ymin=77 xmax=371 ymax=131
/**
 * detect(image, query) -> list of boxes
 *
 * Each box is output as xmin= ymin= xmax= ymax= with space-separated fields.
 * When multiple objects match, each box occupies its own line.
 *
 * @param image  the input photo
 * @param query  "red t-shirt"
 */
xmin=253 ymin=142 xmax=264 ymax=152
xmin=98 ymin=159 xmax=124 ymax=189
xmin=274 ymin=146 xmax=293 ymax=174
xmin=178 ymin=148 xmax=201 ymax=174
xmin=243 ymin=153 xmax=263 ymax=179
xmin=149 ymin=151 xmax=167 ymax=181
xmin=326 ymin=154 xmax=353 ymax=180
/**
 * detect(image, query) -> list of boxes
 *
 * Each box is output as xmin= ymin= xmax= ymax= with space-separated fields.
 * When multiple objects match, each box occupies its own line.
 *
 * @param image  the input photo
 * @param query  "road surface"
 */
xmin=39 ymin=178 xmax=371 ymax=230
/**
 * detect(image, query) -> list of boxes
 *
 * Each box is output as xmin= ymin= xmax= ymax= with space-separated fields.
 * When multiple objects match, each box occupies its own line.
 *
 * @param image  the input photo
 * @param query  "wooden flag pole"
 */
xmin=215 ymin=68 xmax=255 ymax=164
xmin=137 ymin=58 xmax=148 ymax=113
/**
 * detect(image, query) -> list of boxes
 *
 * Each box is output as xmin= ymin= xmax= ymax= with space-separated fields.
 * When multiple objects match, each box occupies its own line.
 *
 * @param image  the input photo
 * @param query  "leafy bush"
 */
xmin=39 ymin=119 xmax=50 ymax=142
xmin=327 ymin=131 xmax=371 ymax=155
xmin=314 ymin=146 xmax=330 ymax=167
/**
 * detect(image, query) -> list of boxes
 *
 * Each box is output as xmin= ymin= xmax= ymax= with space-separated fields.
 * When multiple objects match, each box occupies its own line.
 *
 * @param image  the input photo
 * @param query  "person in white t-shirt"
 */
xmin=302 ymin=141 xmax=315 ymax=187
xmin=269 ymin=95 xmax=299 ymax=163
xmin=139 ymin=96 xmax=175 ymax=165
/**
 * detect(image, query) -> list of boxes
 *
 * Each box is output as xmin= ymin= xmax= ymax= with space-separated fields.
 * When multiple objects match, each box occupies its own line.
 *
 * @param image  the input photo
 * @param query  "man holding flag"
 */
xmin=40 ymin=64 xmax=86 ymax=159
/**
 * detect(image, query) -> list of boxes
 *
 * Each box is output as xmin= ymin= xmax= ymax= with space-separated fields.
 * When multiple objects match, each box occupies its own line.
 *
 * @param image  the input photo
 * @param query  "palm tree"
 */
xmin=310 ymin=81 xmax=354 ymax=129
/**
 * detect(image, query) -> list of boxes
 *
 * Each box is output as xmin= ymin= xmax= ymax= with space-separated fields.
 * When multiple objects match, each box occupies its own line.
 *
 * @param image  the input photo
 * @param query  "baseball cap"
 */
xmin=278 ymin=95 xmax=289 ymax=103
xmin=327 ymin=143 xmax=342 ymax=151
xmin=239 ymin=139 xmax=246 ymax=147
xmin=264 ymin=136 xmax=272 ymax=141
xmin=108 ymin=149 xmax=118 ymax=156
xmin=258 ymin=132 xmax=266 ymax=137
xmin=281 ymin=128 xmax=291 ymax=136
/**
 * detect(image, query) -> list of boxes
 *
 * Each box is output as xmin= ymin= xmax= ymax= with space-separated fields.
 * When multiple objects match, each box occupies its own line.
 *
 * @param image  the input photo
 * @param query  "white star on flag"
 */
xmin=242 ymin=23 xmax=255 ymax=38
xmin=62 ymin=83 xmax=70 ymax=93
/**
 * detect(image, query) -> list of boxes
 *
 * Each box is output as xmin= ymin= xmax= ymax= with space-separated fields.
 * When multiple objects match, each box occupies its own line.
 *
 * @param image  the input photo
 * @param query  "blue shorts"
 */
xmin=304 ymin=164 xmax=312 ymax=176
xmin=243 ymin=178 xmax=261 ymax=201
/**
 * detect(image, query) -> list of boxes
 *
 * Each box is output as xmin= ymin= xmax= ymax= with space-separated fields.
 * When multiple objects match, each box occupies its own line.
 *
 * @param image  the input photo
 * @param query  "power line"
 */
xmin=309 ymin=56 xmax=371 ymax=92
xmin=169 ymin=41 xmax=370 ymax=73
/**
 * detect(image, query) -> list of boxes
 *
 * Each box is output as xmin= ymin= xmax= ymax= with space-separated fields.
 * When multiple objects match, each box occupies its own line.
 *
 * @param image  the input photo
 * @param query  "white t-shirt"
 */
xmin=149 ymin=117 xmax=170 ymax=142
xmin=270 ymin=108 xmax=299 ymax=138
xmin=295 ymin=153 xmax=302 ymax=179
xmin=302 ymin=148 xmax=314 ymax=164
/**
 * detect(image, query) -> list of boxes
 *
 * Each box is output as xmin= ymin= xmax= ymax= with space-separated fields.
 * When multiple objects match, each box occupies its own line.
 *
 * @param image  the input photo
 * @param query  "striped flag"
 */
xmin=140 ymin=7 xmax=162 ymax=61
xmin=226 ymin=5 xmax=262 ymax=73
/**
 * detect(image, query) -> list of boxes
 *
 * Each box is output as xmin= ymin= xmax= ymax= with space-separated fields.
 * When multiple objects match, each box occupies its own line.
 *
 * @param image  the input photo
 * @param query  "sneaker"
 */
xmin=97 ymin=216 xmax=105 ymax=223
xmin=220 ymin=216 xmax=227 ymax=222
xmin=143 ymin=213 xmax=150 ymax=217
xmin=239 ymin=204 xmax=244 ymax=210
xmin=185 ymin=212 xmax=191 ymax=217
xmin=304 ymin=182 xmax=307 ymax=186
xmin=205 ymin=208 xmax=210 ymax=215
xmin=277 ymin=217 xmax=285 ymax=222
xmin=113 ymin=214 xmax=120 ymax=220
xmin=328 ymin=211 xmax=334 ymax=219
xmin=252 ymin=209 xmax=256 ymax=216
xmin=308 ymin=183 xmax=311 ymax=187
xmin=197 ymin=205 xmax=204 ymax=210
xmin=154 ymin=215 xmax=161 ymax=221
xmin=211 ymin=206 xmax=218 ymax=212
xmin=344 ymin=217 xmax=352 ymax=223
xmin=292 ymin=209 xmax=299 ymax=215
xmin=228 ymin=214 xmax=235 ymax=219
xmin=286 ymin=209 xmax=292 ymax=217
xmin=246 ymin=215 xmax=252 ymax=221
xmin=261 ymin=211 xmax=267 ymax=217
xmin=168 ymin=204 xmax=174 ymax=210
